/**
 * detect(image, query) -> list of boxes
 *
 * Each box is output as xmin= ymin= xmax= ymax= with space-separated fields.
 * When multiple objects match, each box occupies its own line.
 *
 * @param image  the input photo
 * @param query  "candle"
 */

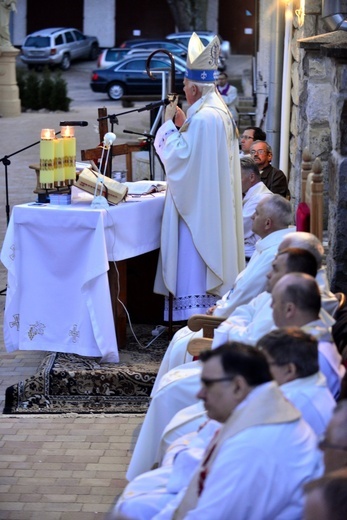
xmin=61 ymin=126 xmax=76 ymax=183
xmin=54 ymin=138 xmax=65 ymax=185
xmin=39 ymin=129 xmax=55 ymax=187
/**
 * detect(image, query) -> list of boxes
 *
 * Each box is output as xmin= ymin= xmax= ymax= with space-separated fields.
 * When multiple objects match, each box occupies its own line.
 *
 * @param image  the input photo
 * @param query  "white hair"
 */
xmin=185 ymin=80 xmax=215 ymax=95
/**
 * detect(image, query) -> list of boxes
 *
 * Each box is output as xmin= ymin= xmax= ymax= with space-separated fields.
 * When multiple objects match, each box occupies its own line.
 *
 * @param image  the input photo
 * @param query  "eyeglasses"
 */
xmin=250 ymin=150 xmax=267 ymax=156
xmin=318 ymin=437 xmax=347 ymax=452
xmin=201 ymin=376 xmax=234 ymax=388
xmin=241 ymin=135 xmax=254 ymax=140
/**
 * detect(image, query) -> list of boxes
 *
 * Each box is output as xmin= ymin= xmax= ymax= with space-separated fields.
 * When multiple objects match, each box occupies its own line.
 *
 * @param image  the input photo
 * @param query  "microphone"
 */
xmin=60 ymin=121 xmax=89 ymax=127
xmin=124 ymin=129 xmax=155 ymax=139
xmin=138 ymin=98 xmax=171 ymax=112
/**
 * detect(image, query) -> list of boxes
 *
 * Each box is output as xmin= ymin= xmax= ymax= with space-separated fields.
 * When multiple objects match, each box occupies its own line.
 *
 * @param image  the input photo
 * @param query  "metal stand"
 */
xmin=0 ymin=132 xmax=62 ymax=296
xmin=123 ymin=130 xmax=155 ymax=180
xmin=97 ymin=95 xmax=169 ymax=179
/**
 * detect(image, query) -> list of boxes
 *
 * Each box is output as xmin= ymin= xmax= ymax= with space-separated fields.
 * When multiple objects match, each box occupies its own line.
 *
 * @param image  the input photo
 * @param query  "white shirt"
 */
xmin=281 ymin=372 xmax=336 ymax=436
xmin=213 ymin=227 xmax=293 ymax=318
xmin=124 ymin=384 xmax=323 ymax=520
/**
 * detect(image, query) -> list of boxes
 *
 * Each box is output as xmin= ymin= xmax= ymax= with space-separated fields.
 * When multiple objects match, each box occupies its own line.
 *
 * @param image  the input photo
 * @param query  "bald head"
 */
xmin=279 ymin=232 xmax=324 ymax=269
xmin=271 ymin=273 xmax=321 ymax=328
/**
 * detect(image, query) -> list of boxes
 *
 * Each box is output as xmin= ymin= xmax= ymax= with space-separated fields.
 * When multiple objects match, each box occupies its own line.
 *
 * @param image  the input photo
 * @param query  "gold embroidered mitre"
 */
xmin=185 ymin=32 xmax=220 ymax=82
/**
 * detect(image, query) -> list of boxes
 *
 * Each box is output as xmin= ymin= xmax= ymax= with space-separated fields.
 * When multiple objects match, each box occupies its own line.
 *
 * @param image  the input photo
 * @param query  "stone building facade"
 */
xmin=290 ymin=0 xmax=347 ymax=292
xmin=256 ymin=0 xmax=347 ymax=292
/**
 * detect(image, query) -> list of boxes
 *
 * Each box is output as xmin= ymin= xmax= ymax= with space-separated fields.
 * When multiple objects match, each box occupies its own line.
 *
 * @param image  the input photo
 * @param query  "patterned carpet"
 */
xmin=3 ymin=325 xmax=169 ymax=414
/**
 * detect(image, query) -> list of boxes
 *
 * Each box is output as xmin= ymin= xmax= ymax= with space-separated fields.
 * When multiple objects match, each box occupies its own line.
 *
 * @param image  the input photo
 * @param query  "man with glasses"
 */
xmin=239 ymin=126 xmax=266 ymax=157
xmin=250 ymin=140 xmax=290 ymax=198
xmin=115 ymin=344 xmax=323 ymax=520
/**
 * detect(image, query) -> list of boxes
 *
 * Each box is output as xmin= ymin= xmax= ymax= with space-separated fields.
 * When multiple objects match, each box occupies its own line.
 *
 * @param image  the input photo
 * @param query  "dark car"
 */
xmin=120 ymin=39 xmax=187 ymax=59
xmin=20 ymin=27 xmax=99 ymax=70
xmin=90 ymin=55 xmax=185 ymax=100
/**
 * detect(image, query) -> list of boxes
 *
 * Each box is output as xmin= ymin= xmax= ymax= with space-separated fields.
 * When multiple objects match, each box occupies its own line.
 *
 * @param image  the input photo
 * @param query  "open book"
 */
xmin=124 ymin=180 xmax=167 ymax=195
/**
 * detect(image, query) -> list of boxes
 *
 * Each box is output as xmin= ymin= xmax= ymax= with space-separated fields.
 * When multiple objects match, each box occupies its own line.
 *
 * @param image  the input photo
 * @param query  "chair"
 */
xmin=296 ymin=148 xmax=324 ymax=242
xmin=80 ymin=107 xmax=145 ymax=180
xmin=186 ymin=314 xmax=223 ymax=357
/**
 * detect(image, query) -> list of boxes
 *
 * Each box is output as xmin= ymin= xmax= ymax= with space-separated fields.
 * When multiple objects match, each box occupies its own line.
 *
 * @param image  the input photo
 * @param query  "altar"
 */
xmin=1 ymin=190 xmax=165 ymax=362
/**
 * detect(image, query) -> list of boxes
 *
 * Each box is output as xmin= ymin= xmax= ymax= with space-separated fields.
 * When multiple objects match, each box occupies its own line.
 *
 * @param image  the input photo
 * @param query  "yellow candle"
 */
xmin=53 ymin=138 xmax=65 ymax=184
xmin=61 ymin=127 xmax=76 ymax=183
xmin=39 ymin=129 xmax=55 ymax=186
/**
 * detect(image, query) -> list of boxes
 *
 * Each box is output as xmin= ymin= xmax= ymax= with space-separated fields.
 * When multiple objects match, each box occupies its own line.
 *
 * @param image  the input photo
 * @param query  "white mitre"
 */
xmin=185 ymin=32 xmax=220 ymax=82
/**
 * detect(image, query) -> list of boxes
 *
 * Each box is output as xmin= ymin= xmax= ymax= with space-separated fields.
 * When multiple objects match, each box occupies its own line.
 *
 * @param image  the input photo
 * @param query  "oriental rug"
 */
xmin=3 ymin=325 xmax=169 ymax=415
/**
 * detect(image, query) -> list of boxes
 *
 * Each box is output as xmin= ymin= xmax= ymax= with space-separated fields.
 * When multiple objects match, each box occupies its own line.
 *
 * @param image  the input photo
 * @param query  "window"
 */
xmin=65 ymin=32 xmax=74 ymax=44
xmin=55 ymin=35 xmax=64 ymax=46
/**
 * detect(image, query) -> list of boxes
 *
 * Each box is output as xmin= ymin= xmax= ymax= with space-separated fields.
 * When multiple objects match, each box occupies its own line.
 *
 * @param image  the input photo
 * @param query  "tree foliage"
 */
xmin=166 ymin=0 xmax=208 ymax=31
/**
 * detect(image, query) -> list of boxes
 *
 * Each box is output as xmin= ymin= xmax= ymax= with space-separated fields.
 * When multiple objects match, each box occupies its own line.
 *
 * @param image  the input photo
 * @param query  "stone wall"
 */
xmin=290 ymin=0 xmax=347 ymax=291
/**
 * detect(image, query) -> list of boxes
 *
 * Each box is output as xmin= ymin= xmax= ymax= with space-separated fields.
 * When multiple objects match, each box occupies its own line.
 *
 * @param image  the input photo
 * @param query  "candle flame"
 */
xmin=61 ymin=126 xmax=75 ymax=138
xmin=41 ymin=128 xmax=55 ymax=140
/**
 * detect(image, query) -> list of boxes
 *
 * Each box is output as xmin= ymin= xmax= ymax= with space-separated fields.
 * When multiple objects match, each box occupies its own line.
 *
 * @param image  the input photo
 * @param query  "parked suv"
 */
xmin=20 ymin=27 xmax=99 ymax=70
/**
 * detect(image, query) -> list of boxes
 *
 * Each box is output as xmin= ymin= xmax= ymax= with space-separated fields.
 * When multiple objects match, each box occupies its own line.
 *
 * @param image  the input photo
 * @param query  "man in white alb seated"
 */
xmin=271 ymin=273 xmax=345 ymax=400
xmin=115 ymin=344 xmax=323 ymax=520
xmin=156 ymin=287 xmax=337 ymax=462
xmin=126 ymin=254 xmax=341 ymax=480
xmin=257 ymin=328 xmax=336 ymax=437
xmin=152 ymin=193 xmax=293 ymax=390
xmin=153 ymin=231 xmax=338 ymax=396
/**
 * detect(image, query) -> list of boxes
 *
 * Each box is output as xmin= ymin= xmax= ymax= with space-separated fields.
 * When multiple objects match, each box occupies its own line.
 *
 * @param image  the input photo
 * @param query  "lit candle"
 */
xmin=39 ymin=128 xmax=55 ymax=187
xmin=61 ymin=126 xmax=76 ymax=184
xmin=53 ymin=138 xmax=65 ymax=185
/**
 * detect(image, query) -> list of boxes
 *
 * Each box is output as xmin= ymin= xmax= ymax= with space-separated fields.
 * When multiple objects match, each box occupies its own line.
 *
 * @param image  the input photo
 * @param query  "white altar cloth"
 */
xmin=1 ymin=192 xmax=165 ymax=361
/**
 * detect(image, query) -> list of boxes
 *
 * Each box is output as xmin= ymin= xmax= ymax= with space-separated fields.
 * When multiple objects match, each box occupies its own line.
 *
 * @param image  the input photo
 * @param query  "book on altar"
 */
xmin=124 ymin=180 xmax=167 ymax=195
xmin=74 ymin=168 xmax=128 ymax=205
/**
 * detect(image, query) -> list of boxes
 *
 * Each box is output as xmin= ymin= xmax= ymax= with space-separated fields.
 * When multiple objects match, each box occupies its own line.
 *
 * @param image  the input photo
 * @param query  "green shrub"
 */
xmin=25 ymin=70 xmax=41 ymax=110
xmin=51 ymin=72 xmax=71 ymax=111
xmin=39 ymin=67 xmax=55 ymax=110
xmin=16 ymin=68 xmax=71 ymax=112
xmin=16 ymin=68 xmax=28 ymax=109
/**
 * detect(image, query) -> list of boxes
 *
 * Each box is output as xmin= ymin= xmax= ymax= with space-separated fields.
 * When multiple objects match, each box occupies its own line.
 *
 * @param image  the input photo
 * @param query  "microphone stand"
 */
xmin=0 ymin=132 xmax=61 ymax=296
xmin=97 ymin=100 xmax=167 ymax=180
xmin=123 ymin=130 xmax=156 ymax=180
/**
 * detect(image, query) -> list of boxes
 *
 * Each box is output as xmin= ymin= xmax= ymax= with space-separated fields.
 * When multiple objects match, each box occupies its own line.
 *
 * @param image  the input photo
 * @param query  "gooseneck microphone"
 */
xmin=59 ymin=121 xmax=89 ymax=127
xmin=138 ymin=98 xmax=172 ymax=112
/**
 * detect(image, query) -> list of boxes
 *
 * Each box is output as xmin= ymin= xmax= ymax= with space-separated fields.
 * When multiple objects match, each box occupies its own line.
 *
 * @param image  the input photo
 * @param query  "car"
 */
xmin=166 ymin=31 xmax=231 ymax=59
xmin=97 ymin=47 xmax=187 ymax=70
xmin=90 ymin=55 xmax=186 ymax=101
xmin=97 ymin=47 xmax=130 ymax=69
xmin=20 ymin=27 xmax=99 ymax=71
xmin=119 ymin=39 xmax=187 ymax=59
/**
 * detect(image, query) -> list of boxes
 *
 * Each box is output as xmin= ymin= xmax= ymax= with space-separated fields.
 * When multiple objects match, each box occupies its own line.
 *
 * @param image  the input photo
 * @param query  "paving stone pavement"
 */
xmin=0 ymin=64 xmax=153 ymax=519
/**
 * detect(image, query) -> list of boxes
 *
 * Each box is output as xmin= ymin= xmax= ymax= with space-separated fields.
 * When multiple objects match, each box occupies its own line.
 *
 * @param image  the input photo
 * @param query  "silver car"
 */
xmin=20 ymin=27 xmax=99 ymax=71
